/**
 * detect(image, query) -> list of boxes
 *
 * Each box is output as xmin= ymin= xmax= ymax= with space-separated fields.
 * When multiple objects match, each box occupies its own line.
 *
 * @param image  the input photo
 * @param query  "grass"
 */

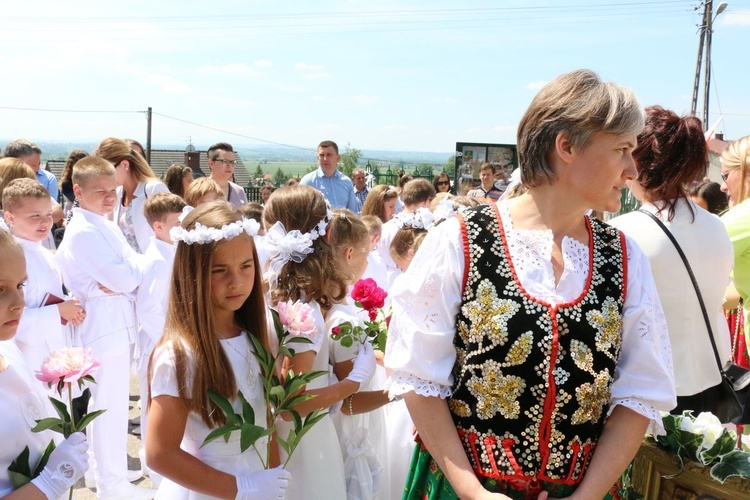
xmin=250 ymin=161 xmax=316 ymax=177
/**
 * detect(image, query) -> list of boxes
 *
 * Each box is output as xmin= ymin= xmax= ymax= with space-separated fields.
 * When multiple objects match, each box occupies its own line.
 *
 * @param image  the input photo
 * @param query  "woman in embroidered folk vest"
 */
xmin=384 ymin=69 xmax=677 ymax=500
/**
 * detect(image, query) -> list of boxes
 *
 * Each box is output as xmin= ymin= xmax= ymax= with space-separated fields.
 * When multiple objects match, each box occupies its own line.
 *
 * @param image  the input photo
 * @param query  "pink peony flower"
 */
xmin=276 ymin=300 xmax=318 ymax=339
xmin=351 ymin=278 xmax=387 ymax=311
xmin=368 ymin=309 xmax=378 ymax=322
xmin=36 ymin=347 xmax=100 ymax=386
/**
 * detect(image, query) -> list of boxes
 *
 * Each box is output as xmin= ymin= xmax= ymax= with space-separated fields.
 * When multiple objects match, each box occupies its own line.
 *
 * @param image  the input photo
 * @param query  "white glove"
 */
xmin=236 ymin=466 xmax=292 ymax=500
xmin=346 ymin=343 xmax=376 ymax=386
xmin=31 ymin=432 xmax=89 ymax=499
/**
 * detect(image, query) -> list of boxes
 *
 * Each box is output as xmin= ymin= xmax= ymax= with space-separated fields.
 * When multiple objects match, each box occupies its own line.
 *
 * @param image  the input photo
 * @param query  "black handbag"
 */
xmin=639 ymin=209 xmax=750 ymax=424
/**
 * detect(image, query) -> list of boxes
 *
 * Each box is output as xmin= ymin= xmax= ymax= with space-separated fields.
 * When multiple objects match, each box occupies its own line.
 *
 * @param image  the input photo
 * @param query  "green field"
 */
xmin=253 ymin=161 xmax=316 ymax=177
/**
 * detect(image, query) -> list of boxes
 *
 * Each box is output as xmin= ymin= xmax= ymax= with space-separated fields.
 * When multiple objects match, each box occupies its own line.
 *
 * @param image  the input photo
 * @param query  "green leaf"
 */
xmin=201 ymin=424 xmax=238 ymax=447
xmin=49 ymin=397 xmax=71 ymax=423
xmin=271 ymin=310 xmax=284 ymax=341
xmin=285 ymin=337 xmax=313 ymax=345
xmin=240 ymin=423 xmax=269 ymax=453
xmin=33 ymin=440 xmax=56 ymax=477
xmin=237 ymin=391 xmax=255 ymax=424
xmin=269 ymin=385 xmax=285 ymax=402
xmin=208 ymin=390 xmax=241 ymax=425
xmin=341 ymin=336 xmax=353 ymax=348
xmin=710 ymin=449 xmax=750 ymax=483
xmin=8 ymin=446 xmax=31 ymax=478
xmin=31 ymin=418 xmax=65 ymax=433
xmin=701 ymin=429 xmax=737 ymax=464
xmin=277 ymin=435 xmax=291 ymax=454
xmin=76 ymin=409 xmax=107 ymax=433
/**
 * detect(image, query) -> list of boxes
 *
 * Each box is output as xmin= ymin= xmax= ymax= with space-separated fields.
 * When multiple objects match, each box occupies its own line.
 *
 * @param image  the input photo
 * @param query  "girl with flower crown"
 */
xmin=145 ymin=201 xmax=292 ymax=499
xmin=261 ymin=186 xmax=377 ymax=500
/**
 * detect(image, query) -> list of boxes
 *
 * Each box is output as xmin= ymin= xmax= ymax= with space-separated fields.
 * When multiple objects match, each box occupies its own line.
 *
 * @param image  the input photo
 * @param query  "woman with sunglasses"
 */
xmin=721 ymin=136 xmax=750 ymax=365
xmin=433 ymin=173 xmax=451 ymax=194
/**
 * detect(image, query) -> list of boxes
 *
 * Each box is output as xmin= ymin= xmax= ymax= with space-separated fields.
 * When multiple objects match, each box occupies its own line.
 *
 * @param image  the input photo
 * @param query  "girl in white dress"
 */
xmin=145 ymin=201 xmax=291 ymax=500
xmin=0 ymin=229 xmax=90 ymax=500
xmin=325 ymin=209 xmax=391 ymax=500
xmin=261 ymin=186 xmax=377 ymax=500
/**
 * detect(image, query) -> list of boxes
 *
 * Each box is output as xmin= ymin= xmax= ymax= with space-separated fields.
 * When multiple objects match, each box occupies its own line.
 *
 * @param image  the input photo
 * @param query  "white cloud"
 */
xmin=525 ymin=80 xmax=548 ymax=90
xmin=467 ymin=127 xmax=482 ymax=133
xmin=352 ymin=94 xmax=378 ymax=106
xmin=722 ymin=9 xmax=750 ymax=25
xmin=196 ymin=63 xmax=262 ymax=77
xmin=255 ymin=59 xmax=273 ymax=67
xmin=445 ymin=97 xmax=458 ymax=104
xmin=312 ymin=96 xmax=325 ymax=102
xmin=143 ymin=75 xmax=191 ymax=94
xmin=295 ymin=62 xmax=330 ymax=79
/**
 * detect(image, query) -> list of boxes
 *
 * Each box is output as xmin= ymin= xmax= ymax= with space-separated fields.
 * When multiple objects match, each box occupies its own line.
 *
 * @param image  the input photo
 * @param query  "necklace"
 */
xmin=222 ymin=333 xmax=261 ymax=395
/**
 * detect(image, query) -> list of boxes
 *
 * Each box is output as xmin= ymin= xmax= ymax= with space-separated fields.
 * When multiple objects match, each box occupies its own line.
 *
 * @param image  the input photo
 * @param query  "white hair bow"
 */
xmin=262 ymin=221 xmax=315 ymax=290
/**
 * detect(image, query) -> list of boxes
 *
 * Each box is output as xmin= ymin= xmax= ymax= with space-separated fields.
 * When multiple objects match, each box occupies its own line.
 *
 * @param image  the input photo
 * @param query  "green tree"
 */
xmin=444 ymin=155 xmax=456 ymax=176
xmin=339 ymin=143 xmax=363 ymax=178
xmin=273 ymin=167 xmax=287 ymax=187
xmin=304 ymin=164 xmax=317 ymax=175
xmin=253 ymin=164 xmax=264 ymax=186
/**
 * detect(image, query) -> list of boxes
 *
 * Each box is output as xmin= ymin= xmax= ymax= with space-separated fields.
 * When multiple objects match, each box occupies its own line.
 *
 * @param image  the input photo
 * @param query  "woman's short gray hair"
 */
xmin=517 ymin=69 xmax=645 ymax=187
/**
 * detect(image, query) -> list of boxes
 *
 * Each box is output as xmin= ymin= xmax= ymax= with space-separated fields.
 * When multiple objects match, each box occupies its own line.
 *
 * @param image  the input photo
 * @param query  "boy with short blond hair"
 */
xmin=55 ymin=156 xmax=152 ymax=499
xmin=2 ymin=178 xmax=85 ymax=377
xmin=184 ymin=176 xmax=224 ymax=207
xmin=135 ymin=192 xmax=186 ymax=485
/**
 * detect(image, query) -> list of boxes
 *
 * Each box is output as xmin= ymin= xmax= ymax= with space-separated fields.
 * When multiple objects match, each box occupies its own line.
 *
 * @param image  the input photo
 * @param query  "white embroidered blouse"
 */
xmin=384 ymin=202 xmax=677 ymax=436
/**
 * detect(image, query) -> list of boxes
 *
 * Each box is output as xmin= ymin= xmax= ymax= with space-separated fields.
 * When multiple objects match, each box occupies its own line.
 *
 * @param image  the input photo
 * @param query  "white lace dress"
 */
xmin=277 ymin=301 xmax=347 ymax=500
xmin=325 ymin=300 xmax=388 ymax=500
xmin=384 ymin=202 xmax=676 ymax=446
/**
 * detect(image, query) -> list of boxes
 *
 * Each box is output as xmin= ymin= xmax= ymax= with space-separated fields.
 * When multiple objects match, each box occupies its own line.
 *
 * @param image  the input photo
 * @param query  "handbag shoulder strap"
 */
xmin=638 ymin=208 xmax=726 ymax=375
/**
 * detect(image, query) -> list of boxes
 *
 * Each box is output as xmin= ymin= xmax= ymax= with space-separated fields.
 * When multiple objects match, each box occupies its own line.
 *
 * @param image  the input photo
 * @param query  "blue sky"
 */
xmin=1 ymin=0 xmax=749 ymax=153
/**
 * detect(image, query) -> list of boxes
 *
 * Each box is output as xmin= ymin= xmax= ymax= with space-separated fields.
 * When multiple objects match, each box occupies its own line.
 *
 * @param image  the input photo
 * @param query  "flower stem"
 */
xmin=68 ymin=382 xmax=77 ymax=433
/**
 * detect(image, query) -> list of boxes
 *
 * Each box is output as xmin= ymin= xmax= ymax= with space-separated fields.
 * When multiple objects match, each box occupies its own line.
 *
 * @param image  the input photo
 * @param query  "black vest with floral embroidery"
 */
xmin=448 ymin=203 xmax=626 ymax=487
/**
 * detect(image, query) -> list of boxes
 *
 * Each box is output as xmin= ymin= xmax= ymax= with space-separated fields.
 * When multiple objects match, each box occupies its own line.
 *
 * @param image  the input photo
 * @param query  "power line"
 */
xmin=0 ymin=106 xmax=141 ymax=114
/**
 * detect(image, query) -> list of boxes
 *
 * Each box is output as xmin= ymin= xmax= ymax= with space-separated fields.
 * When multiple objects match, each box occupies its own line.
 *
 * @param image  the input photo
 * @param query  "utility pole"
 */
xmin=146 ymin=106 xmax=153 ymax=164
xmin=691 ymin=1 xmax=728 ymax=131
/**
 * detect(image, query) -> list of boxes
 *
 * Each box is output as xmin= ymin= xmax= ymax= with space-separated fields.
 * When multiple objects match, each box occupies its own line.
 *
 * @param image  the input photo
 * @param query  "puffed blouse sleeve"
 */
xmin=609 ymin=235 xmax=677 ymax=436
xmin=150 ymin=340 xmax=196 ymax=399
xmin=384 ymin=217 xmax=464 ymax=400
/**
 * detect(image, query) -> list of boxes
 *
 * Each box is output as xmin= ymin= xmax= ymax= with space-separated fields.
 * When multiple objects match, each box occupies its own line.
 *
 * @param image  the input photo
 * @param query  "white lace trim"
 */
xmin=386 ymin=371 xmax=452 ymax=400
xmin=498 ymin=202 xmax=589 ymax=280
xmin=609 ymin=399 xmax=666 ymax=437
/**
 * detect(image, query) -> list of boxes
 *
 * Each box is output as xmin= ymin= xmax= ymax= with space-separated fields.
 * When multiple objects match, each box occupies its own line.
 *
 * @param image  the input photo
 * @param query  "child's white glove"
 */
xmin=346 ymin=343 xmax=376 ymax=386
xmin=31 ymin=432 xmax=89 ymax=499
xmin=235 ymin=466 xmax=292 ymax=500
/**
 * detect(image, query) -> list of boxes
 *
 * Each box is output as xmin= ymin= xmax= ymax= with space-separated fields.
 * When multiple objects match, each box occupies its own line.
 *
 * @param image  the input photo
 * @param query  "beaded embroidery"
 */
xmin=449 ymin=204 xmax=626 ymax=487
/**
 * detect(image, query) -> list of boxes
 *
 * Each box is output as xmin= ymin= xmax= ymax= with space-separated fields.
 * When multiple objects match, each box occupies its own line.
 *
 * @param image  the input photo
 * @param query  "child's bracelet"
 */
xmin=348 ymin=394 xmax=355 ymax=415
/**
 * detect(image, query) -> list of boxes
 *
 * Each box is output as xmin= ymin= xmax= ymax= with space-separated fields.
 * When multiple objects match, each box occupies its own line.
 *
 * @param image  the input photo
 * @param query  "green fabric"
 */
xmin=401 ymin=444 xmax=633 ymax=499
xmin=722 ymin=199 xmax=750 ymax=347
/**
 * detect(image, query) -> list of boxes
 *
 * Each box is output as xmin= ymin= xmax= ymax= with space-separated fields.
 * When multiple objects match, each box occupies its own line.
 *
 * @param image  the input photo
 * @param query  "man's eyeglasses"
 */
xmin=721 ymin=170 xmax=734 ymax=182
xmin=437 ymin=181 xmax=450 ymax=186
xmin=213 ymin=159 xmax=237 ymax=166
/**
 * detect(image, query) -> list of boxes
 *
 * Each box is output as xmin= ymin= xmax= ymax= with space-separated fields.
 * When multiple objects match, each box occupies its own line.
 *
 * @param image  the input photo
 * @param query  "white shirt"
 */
xmin=13 ymin=237 xmax=68 ymax=374
xmin=610 ymin=198 xmax=733 ymax=396
xmin=384 ymin=202 xmax=676 ymax=436
xmin=55 ymin=208 xmax=144 ymax=348
xmin=136 ymin=237 xmax=176 ymax=348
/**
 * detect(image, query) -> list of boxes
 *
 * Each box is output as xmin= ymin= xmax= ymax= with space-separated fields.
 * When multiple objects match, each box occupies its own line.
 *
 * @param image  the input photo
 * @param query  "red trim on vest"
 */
xmin=458 ymin=213 xmax=470 ymax=294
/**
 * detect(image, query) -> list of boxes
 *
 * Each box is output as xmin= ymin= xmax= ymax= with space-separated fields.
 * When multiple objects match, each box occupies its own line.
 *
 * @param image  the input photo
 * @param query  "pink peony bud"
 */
xmin=276 ymin=299 xmax=319 ymax=339
xmin=36 ymin=347 xmax=100 ymax=386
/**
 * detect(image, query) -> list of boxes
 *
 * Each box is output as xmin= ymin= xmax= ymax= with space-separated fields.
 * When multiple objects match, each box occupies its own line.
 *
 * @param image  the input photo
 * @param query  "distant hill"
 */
xmin=1 ymin=140 xmax=452 ymax=167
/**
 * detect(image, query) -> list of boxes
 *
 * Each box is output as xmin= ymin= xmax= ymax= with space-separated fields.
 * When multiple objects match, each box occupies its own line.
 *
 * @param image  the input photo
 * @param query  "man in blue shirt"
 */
xmin=300 ymin=140 xmax=357 ymax=211
xmin=4 ymin=139 xmax=59 ymax=201
xmin=352 ymin=168 xmax=369 ymax=214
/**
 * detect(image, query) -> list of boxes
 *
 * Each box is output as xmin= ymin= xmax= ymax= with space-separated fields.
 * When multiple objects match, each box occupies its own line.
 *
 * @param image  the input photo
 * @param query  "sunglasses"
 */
xmin=437 ymin=181 xmax=450 ymax=186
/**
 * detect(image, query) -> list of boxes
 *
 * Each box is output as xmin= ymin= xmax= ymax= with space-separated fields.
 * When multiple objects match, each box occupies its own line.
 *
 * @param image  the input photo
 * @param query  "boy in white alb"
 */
xmin=54 ymin=157 xmax=153 ymax=499
xmin=134 ymin=192 xmax=185 ymax=486
xmin=2 ymin=178 xmax=85 ymax=376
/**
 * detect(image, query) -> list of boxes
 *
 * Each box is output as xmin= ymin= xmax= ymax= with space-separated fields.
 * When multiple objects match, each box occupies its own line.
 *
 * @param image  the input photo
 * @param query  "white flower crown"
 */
xmin=393 ymin=207 xmax=434 ymax=231
xmin=170 ymin=217 xmax=261 ymax=245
